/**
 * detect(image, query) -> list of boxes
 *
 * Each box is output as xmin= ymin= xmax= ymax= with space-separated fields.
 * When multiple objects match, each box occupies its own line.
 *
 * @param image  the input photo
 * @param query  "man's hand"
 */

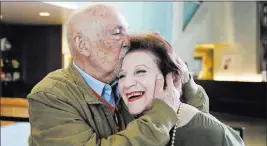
xmin=153 ymin=73 xmax=181 ymax=112
xmin=173 ymin=55 xmax=190 ymax=85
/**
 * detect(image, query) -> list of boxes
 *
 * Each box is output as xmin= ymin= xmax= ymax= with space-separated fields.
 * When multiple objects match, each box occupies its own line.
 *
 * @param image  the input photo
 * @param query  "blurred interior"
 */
xmin=0 ymin=2 xmax=266 ymax=146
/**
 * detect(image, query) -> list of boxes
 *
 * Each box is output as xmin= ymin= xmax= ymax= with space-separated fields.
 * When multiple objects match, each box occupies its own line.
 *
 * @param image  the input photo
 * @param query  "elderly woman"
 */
xmin=118 ymin=34 xmax=245 ymax=146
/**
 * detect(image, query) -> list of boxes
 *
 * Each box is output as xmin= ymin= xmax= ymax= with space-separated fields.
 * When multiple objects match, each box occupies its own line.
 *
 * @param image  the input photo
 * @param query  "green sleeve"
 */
xmin=222 ymin=126 xmax=245 ymax=146
xmin=182 ymin=74 xmax=209 ymax=113
xmin=28 ymin=92 xmax=178 ymax=146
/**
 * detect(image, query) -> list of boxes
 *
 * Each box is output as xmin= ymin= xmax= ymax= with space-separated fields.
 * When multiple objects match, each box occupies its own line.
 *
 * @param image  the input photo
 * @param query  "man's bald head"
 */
xmin=66 ymin=4 xmax=120 ymax=56
xmin=65 ymin=4 xmax=130 ymax=83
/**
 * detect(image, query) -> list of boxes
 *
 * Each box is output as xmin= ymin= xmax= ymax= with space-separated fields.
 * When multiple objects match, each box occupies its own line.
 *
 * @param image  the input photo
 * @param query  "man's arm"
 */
xmin=28 ymin=92 xmax=178 ymax=146
xmin=222 ymin=126 xmax=245 ymax=146
xmin=173 ymin=56 xmax=209 ymax=113
xmin=182 ymin=73 xmax=209 ymax=113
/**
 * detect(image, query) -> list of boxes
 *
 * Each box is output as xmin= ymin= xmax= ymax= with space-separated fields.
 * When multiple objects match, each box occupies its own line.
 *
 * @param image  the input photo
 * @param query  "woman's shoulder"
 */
xmin=175 ymin=112 xmax=244 ymax=146
xmin=177 ymin=112 xmax=225 ymax=135
xmin=173 ymin=112 xmax=225 ymax=146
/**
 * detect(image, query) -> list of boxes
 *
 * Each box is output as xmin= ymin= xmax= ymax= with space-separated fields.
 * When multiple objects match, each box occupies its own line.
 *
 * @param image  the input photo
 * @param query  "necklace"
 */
xmin=171 ymin=102 xmax=183 ymax=146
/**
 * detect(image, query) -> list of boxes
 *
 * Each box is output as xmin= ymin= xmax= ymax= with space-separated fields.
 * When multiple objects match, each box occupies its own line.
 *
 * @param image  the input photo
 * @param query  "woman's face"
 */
xmin=118 ymin=51 xmax=161 ymax=115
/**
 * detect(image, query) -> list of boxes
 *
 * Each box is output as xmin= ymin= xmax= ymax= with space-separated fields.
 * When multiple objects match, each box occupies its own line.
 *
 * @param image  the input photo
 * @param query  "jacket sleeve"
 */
xmin=28 ymin=92 xmax=178 ymax=146
xmin=222 ymin=126 xmax=245 ymax=146
xmin=182 ymin=74 xmax=209 ymax=113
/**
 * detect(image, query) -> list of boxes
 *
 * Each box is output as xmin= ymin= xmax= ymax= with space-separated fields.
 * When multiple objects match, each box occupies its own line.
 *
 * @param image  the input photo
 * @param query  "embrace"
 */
xmin=27 ymin=4 xmax=245 ymax=146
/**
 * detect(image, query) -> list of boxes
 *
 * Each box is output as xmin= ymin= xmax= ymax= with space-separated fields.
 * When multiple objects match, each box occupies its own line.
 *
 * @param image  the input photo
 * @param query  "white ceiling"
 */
xmin=0 ymin=2 xmax=146 ymax=25
xmin=1 ymin=2 xmax=75 ymax=25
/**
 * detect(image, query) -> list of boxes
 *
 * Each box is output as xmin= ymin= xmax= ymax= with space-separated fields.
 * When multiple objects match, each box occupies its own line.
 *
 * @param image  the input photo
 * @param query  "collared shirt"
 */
xmin=73 ymin=62 xmax=119 ymax=107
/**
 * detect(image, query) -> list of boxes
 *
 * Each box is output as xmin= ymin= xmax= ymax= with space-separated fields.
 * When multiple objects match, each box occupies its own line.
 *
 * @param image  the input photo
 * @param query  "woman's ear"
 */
xmin=74 ymin=36 xmax=91 ymax=57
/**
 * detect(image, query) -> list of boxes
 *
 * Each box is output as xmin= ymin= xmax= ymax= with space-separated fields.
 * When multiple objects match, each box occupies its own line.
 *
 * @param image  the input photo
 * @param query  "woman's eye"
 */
xmin=118 ymin=74 xmax=125 ymax=79
xmin=136 ymin=70 xmax=147 ymax=74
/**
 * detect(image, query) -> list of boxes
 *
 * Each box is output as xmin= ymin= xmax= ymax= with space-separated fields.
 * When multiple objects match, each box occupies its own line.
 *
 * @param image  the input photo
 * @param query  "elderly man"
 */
xmin=27 ymin=4 xmax=209 ymax=146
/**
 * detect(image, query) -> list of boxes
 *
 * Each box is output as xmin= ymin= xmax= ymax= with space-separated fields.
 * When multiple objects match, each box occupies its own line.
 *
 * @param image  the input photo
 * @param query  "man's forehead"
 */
xmin=72 ymin=5 xmax=129 ymax=33
xmin=103 ymin=12 xmax=129 ymax=29
xmin=116 ymin=11 xmax=129 ymax=28
xmin=105 ymin=24 xmax=128 ymax=31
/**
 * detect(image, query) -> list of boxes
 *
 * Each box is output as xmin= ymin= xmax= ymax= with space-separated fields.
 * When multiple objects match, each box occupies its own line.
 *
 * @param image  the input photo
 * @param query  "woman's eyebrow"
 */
xmin=135 ymin=65 xmax=150 ymax=69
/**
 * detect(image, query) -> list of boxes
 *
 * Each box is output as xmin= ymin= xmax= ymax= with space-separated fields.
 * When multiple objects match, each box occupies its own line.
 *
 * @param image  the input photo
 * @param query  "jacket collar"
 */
xmin=67 ymin=61 xmax=134 ymax=125
xmin=67 ymin=61 xmax=124 ymax=106
xmin=67 ymin=61 xmax=102 ymax=104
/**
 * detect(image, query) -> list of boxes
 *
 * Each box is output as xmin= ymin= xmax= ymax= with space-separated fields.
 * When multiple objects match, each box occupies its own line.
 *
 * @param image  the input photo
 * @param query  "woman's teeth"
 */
xmin=127 ymin=92 xmax=143 ymax=99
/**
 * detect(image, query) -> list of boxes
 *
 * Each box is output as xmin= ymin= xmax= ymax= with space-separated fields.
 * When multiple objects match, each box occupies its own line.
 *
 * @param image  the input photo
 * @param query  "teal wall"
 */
xmin=141 ymin=2 xmax=173 ymax=42
xmin=111 ymin=2 xmax=173 ymax=43
xmin=183 ymin=2 xmax=200 ymax=30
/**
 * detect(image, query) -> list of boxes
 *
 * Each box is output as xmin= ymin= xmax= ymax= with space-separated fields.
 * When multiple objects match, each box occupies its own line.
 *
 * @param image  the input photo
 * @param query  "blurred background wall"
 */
xmin=1 ymin=2 xmax=266 ymax=146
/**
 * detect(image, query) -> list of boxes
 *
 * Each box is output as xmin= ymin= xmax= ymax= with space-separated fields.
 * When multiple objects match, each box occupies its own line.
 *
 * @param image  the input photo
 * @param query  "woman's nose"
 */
xmin=124 ymin=76 xmax=136 ymax=88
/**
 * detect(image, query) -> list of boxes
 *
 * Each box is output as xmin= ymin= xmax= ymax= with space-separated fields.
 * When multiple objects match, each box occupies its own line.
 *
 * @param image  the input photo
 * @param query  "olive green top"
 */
xmin=169 ymin=112 xmax=245 ymax=146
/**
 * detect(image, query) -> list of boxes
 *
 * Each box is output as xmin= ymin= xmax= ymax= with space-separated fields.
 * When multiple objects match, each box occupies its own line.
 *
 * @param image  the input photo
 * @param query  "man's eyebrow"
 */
xmin=117 ymin=25 xmax=123 ymax=29
xmin=109 ymin=25 xmax=122 ymax=31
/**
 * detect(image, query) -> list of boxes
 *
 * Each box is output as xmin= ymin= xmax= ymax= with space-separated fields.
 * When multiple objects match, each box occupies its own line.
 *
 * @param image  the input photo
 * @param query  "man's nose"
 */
xmin=122 ymin=35 xmax=130 ymax=46
xmin=122 ymin=30 xmax=130 ymax=43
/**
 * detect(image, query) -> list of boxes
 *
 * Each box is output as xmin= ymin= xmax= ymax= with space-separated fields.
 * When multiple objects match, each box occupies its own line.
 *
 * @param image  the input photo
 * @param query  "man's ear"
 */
xmin=74 ymin=36 xmax=91 ymax=57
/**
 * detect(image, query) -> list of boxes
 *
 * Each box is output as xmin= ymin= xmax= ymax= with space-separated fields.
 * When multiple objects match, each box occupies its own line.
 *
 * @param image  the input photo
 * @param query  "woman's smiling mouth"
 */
xmin=126 ymin=91 xmax=145 ymax=102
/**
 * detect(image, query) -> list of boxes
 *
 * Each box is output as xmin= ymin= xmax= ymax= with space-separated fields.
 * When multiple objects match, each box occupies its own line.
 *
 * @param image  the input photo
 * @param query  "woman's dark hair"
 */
xmin=127 ymin=33 xmax=182 ymax=89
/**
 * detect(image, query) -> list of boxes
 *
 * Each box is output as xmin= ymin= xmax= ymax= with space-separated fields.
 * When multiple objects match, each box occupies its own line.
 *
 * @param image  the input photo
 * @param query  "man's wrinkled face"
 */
xmin=118 ymin=51 xmax=161 ymax=115
xmin=85 ymin=10 xmax=130 ymax=79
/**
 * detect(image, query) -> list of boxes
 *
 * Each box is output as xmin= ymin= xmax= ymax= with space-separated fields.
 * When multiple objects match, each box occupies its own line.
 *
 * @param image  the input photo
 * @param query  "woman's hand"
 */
xmin=153 ymin=73 xmax=181 ymax=113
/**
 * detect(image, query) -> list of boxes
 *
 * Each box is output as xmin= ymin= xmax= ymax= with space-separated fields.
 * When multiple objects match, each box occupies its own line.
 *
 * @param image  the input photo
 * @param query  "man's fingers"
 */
xmin=165 ymin=72 xmax=175 ymax=90
xmin=176 ymin=56 xmax=188 ymax=70
xmin=154 ymin=74 xmax=164 ymax=99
